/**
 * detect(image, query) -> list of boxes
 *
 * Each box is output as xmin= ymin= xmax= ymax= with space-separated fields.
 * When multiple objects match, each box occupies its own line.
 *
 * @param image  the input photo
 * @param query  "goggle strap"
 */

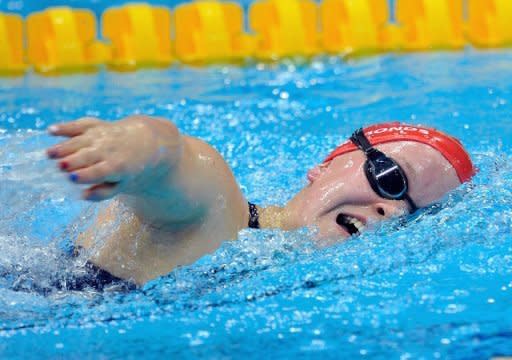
xmin=404 ymin=194 xmax=418 ymax=214
xmin=350 ymin=128 xmax=374 ymax=154
xmin=351 ymin=126 xmax=418 ymax=215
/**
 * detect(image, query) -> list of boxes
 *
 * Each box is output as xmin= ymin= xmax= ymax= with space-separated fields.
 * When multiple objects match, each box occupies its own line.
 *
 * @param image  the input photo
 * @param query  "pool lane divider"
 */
xmin=0 ymin=12 xmax=26 ymax=75
xmin=103 ymin=3 xmax=173 ymax=70
xmin=174 ymin=1 xmax=254 ymax=64
xmin=2 ymin=0 xmax=512 ymax=76
xmin=395 ymin=0 xmax=465 ymax=50
xmin=249 ymin=0 xmax=319 ymax=59
xmin=26 ymin=7 xmax=110 ymax=74
xmin=466 ymin=0 xmax=512 ymax=48
xmin=320 ymin=0 xmax=401 ymax=55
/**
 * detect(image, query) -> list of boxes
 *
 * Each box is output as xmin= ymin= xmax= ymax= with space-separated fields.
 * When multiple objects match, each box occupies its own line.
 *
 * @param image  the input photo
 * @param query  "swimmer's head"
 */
xmin=283 ymin=122 xmax=476 ymax=240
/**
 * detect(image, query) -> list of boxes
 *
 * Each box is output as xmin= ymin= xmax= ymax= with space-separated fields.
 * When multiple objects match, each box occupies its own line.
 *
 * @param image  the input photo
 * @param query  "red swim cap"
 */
xmin=323 ymin=122 xmax=476 ymax=183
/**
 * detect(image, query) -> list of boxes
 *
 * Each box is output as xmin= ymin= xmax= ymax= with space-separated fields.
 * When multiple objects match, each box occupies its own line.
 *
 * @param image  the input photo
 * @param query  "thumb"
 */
xmin=83 ymin=182 xmax=121 ymax=202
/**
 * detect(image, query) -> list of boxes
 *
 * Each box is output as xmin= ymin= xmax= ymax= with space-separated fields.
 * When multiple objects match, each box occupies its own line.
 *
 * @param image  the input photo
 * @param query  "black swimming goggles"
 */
xmin=350 ymin=128 xmax=418 ymax=213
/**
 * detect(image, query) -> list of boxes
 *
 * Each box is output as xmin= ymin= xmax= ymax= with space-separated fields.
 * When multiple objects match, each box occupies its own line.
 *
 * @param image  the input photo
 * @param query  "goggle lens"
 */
xmin=350 ymin=128 xmax=418 ymax=213
xmin=366 ymin=153 xmax=407 ymax=198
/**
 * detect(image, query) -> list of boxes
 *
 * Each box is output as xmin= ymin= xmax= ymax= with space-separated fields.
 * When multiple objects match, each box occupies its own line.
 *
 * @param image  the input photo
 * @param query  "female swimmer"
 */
xmin=46 ymin=116 xmax=475 ymax=287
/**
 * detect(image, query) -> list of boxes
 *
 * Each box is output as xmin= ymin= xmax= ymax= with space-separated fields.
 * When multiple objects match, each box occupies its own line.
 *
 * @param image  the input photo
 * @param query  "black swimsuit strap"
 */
xmin=248 ymin=202 xmax=260 ymax=229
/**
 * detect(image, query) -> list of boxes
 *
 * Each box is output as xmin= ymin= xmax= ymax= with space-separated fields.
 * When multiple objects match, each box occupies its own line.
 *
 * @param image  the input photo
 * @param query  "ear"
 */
xmin=307 ymin=162 xmax=329 ymax=184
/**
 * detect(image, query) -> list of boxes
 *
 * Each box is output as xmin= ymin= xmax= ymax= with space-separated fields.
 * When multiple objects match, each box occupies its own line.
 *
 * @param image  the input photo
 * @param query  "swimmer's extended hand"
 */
xmin=46 ymin=116 xmax=182 ymax=202
xmin=46 ymin=114 xmax=247 ymax=236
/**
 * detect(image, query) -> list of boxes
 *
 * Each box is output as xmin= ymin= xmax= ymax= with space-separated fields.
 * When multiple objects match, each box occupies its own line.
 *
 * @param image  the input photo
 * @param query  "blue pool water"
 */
xmin=1 ymin=50 xmax=512 ymax=358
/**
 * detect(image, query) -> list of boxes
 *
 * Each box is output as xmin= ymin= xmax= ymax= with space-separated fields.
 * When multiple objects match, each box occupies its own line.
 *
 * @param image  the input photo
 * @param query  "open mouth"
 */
xmin=336 ymin=214 xmax=366 ymax=236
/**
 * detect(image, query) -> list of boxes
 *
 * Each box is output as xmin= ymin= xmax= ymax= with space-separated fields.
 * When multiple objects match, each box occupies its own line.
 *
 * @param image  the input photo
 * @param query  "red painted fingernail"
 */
xmin=59 ymin=161 xmax=69 ymax=170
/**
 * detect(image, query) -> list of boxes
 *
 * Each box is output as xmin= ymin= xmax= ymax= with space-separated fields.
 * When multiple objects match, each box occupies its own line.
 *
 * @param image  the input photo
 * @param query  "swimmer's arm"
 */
xmin=48 ymin=116 xmax=248 ymax=231
xmin=122 ymin=133 xmax=250 ymax=231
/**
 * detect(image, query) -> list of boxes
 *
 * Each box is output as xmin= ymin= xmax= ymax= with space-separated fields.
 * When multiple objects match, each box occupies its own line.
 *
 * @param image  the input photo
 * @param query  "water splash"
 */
xmin=0 ymin=53 xmax=511 ymax=358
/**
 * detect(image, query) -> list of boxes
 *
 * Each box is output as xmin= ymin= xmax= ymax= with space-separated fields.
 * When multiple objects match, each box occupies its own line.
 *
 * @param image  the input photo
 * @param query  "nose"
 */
xmin=372 ymin=201 xmax=405 ymax=219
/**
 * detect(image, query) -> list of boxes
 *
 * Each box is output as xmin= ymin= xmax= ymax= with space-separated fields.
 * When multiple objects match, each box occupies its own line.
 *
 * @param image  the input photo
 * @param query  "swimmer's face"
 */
xmin=285 ymin=141 xmax=460 ymax=241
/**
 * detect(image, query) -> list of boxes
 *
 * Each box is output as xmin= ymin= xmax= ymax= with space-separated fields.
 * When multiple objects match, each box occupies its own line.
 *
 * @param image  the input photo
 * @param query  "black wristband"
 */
xmin=248 ymin=202 xmax=260 ymax=229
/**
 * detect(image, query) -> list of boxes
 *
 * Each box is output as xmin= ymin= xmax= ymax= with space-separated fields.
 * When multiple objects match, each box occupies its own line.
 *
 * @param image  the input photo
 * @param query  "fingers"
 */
xmin=47 ymin=135 xmax=90 ymax=159
xmin=68 ymin=161 xmax=121 ymax=185
xmin=47 ymin=117 xmax=125 ymax=202
xmin=83 ymin=182 xmax=121 ymax=202
xmin=58 ymin=156 xmax=124 ymax=202
xmin=57 ymin=148 xmax=102 ymax=172
xmin=48 ymin=117 xmax=102 ymax=137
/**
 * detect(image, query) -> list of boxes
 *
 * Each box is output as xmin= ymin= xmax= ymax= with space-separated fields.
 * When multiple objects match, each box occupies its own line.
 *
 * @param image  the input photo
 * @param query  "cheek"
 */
xmin=314 ymin=215 xmax=350 ymax=241
xmin=298 ymin=184 xmax=342 ymax=223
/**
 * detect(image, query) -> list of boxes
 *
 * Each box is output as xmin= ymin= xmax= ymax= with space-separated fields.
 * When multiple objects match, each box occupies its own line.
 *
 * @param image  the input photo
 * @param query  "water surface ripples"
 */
xmin=0 ymin=52 xmax=511 ymax=358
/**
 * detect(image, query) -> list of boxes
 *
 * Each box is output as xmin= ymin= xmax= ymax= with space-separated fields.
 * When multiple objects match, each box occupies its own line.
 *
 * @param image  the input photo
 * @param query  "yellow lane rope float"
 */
xmin=320 ymin=0 xmax=400 ymax=55
xmin=249 ymin=0 xmax=319 ymax=59
xmin=102 ymin=3 xmax=173 ymax=70
xmin=466 ymin=0 xmax=512 ymax=48
xmin=395 ymin=0 xmax=464 ymax=51
xmin=0 ymin=12 xmax=25 ymax=75
xmin=27 ymin=7 xmax=109 ymax=74
xmin=174 ymin=1 xmax=254 ymax=64
xmin=2 ymin=0 xmax=512 ymax=76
